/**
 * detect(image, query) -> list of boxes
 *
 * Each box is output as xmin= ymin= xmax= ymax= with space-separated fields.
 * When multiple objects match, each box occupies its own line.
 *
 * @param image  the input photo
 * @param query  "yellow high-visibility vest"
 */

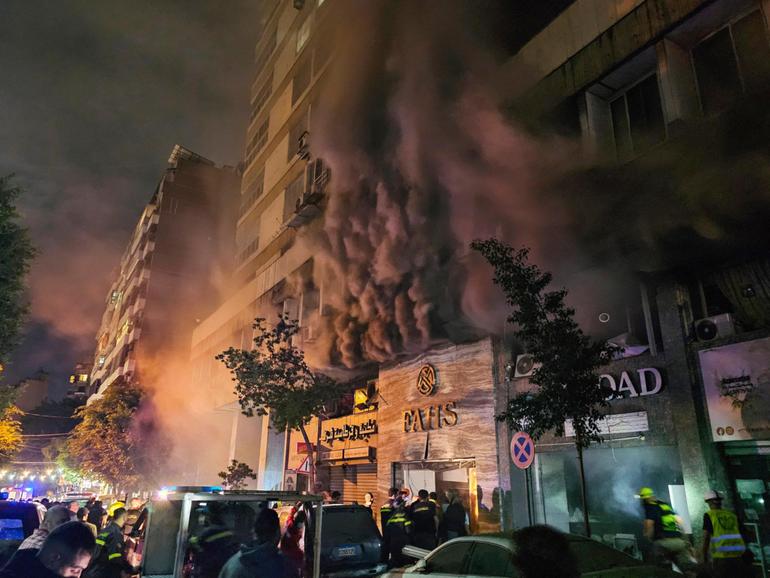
xmin=706 ymin=509 xmax=746 ymax=559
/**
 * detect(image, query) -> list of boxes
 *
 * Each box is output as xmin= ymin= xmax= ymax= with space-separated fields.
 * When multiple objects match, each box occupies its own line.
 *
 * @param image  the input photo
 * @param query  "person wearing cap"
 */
xmin=637 ymin=487 xmax=696 ymax=573
xmin=701 ymin=489 xmax=752 ymax=577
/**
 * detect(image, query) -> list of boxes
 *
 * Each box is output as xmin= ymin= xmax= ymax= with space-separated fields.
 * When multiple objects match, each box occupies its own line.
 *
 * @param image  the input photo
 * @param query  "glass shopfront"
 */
xmin=528 ymin=445 xmax=686 ymax=558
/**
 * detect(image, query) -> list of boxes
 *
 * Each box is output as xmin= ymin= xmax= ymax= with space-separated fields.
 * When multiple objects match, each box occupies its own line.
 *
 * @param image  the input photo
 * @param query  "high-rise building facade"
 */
xmin=189 ymin=0 xmax=333 ymax=489
xmin=89 ymin=146 xmax=238 ymax=402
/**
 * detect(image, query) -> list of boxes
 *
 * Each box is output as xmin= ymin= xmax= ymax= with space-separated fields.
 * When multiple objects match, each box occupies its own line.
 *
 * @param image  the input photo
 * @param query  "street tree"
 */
xmin=471 ymin=238 xmax=616 ymax=537
xmin=218 ymin=315 xmax=347 ymax=486
xmin=0 ymin=175 xmax=35 ymax=367
xmin=218 ymin=459 xmax=257 ymax=490
xmin=67 ymin=382 xmax=164 ymax=491
xmin=0 ymin=404 xmax=22 ymax=465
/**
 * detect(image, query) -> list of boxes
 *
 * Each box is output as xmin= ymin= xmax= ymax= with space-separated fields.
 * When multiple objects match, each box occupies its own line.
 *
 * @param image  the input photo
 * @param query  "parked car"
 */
xmin=382 ymin=533 xmax=679 ymax=577
xmin=319 ymin=504 xmax=387 ymax=577
xmin=0 ymin=501 xmax=42 ymax=567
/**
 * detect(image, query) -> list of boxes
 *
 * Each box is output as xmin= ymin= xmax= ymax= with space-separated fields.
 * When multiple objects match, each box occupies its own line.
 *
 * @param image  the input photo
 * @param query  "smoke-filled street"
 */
xmin=1 ymin=1 xmax=770 ymax=577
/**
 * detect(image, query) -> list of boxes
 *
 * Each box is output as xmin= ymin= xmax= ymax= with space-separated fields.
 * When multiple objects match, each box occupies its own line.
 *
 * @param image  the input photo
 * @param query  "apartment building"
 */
xmin=502 ymin=0 xmax=770 ymax=564
xmin=89 ymin=146 xmax=238 ymax=403
xmin=189 ymin=0 xmax=334 ymax=489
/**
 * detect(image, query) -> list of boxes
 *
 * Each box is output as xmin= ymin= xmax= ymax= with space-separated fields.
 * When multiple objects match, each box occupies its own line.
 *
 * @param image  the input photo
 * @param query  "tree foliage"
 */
xmin=471 ymin=239 xmax=616 ymax=447
xmin=66 ymin=382 xmax=156 ymax=488
xmin=218 ymin=459 xmax=257 ymax=490
xmin=0 ymin=175 xmax=36 ymax=366
xmin=0 ymin=404 xmax=22 ymax=465
xmin=218 ymin=316 xmax=345 ymax=431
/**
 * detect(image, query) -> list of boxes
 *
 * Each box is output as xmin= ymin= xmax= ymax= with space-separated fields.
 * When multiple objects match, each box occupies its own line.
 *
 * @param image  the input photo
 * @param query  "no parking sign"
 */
xmin=510 ymin=431 xmax=535 ymax=470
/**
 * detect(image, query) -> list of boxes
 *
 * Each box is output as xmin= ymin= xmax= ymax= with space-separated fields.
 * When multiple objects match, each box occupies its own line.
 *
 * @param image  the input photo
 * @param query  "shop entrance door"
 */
xmin=393 ymin=459 xmax=478 ymax=531
xmin=725 ymin=442 xmax=770 ymax=578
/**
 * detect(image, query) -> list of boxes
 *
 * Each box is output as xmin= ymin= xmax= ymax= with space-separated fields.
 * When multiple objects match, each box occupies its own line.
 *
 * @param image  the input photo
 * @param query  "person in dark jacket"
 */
xmin=512 ymin=525 xmax=579 ymax=578
xmin=84 ymin=508 xmax=137 ymax=578
xmin=384 ymin=499 xmax=412 ymax=568
xmin=219 ymin=508 xmax=294 ymax=578
xmin=409 ymin=490 xmax=438 ymax=550
xmin=443 ymin=490 xmax=468 ymax=539
xmin=0 ymin=521 xmax=95 ymax=578
xmin=87 ymin=501 xmax=106 ymax=533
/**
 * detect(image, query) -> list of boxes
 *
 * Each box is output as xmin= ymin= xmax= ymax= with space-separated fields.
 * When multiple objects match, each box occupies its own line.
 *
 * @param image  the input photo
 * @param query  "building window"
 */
xmin=693 ymin=10 xmax=770 ymax=115
xmin=255 ymin=28 xmax=277 ymax=73
xmin=609 ymin=74 xmax=665 ymax=160
xmin=245 ymin=119 xmax=269 ymax=166
xmin=297 ymin=16 xmax=312 ymax=54
xmin=287 ymin=110 xmax=309 ymax=162
xmin=292 ymin=57 xmax=312 ymax=105
xmin=250 ymin=74 xmax=273 ymax=124
xmin=283 ymin=173 xmax=305 ymax=222
xmin=240 ymin=171 xmax=265 ymax=218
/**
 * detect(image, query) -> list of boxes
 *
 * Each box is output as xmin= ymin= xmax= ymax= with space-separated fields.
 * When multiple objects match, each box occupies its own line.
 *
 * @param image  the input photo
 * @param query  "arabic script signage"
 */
xmin=323 ymin=418 xmax=377 ymax=444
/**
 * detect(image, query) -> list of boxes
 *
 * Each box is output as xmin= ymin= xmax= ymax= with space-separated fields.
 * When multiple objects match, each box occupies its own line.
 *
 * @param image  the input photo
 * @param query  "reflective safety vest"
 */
xmin=654 ymin=500 xmax=680 ymax=536
xmin=387 ymin=512 xmax=412 ymax=528
xmin=706 ymin=509 xmax=746 ymax=559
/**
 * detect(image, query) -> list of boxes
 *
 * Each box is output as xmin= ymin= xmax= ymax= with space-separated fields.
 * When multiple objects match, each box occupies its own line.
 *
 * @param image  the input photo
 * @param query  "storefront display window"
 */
xmin=529 ymin=445 xmax=684 ymax=554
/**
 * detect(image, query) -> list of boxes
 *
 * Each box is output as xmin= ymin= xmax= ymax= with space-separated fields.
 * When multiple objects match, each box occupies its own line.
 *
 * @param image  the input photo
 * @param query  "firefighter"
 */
xmin=701 ymin=490 xmax=752 ymax=577
xmin=637 ymin=487 xmax=696 ymax=574
xmin=409 ymin=490 xmax=439 ymax=550
xmin=185 ymin=504 xmax=239 ymax=578
xmin=384 ymin=499 xmax=412 ymax=568
xmin=85 ymin=507 xmax=139 ymax=578
xmin=380 ymin=488 xmax=398 ymax=528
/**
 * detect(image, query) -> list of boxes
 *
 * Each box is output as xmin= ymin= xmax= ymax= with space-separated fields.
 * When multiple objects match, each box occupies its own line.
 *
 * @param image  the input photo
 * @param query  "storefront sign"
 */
xmin=417 ymin=364 xmax=437 ymax=396
xmin=403 ymin=401 xmax=458 ymax=432
xmin=320 ymin=449 xmax=344 ymax=461
xmin=600 ymin=368 xmax=664 ymax=398
xmin=565 ymin=411 xmax=649 ymax=437
xmin=343 ymin=447 xmax=375 ymax=460
xmin=323 ymin=418 xmax=377 ymax=444
xmin=699 ymin=337 xmax=770 ymax=441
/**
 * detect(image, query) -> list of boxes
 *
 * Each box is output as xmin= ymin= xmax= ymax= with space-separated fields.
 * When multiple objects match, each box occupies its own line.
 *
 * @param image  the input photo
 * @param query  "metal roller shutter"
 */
xmin=329 ymin=464 xmax=378 ymax=506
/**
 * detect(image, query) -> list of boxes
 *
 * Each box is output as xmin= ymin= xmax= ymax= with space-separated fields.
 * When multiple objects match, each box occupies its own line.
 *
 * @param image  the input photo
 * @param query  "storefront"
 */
xmin=509 ymin=358 xmax=693 ymax=558
xmin=318 ymin=411 xmax=378 ymax=508
xmin=376 ymin=338 xmax=506 ymax=533
xmin=698 ymin=336 xmax=770 ymax=576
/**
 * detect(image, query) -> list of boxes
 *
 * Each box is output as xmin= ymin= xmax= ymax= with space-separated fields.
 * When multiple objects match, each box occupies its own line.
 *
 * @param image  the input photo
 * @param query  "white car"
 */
xmin=382 ymin=533 xmax=680 ymax=577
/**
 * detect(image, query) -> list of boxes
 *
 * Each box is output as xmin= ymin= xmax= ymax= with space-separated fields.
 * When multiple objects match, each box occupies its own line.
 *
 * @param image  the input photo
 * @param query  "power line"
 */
xmin=20 ymin=432 xmax=71 ymax=438
xmin=21 ymin=410 xmax=78 ymax=419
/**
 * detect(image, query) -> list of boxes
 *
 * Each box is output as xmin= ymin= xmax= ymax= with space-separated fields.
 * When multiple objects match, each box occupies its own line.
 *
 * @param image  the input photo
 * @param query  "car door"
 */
xmin=465 ymin=542 xmax=519 ymax=578
xmin=416 ymin=540 xmax=474 ymax=578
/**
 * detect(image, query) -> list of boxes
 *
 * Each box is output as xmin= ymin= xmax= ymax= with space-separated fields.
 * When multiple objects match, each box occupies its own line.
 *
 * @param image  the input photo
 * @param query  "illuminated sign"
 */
xmin=600 ymin=368 xmax=664 ymax=398
xmin=417 ymin=364 xmax=437 ymax=396
xmin=323 ymin=418 xmax=377 ymax=444
xmin=403 ymin=401 xmax=458 ymax=432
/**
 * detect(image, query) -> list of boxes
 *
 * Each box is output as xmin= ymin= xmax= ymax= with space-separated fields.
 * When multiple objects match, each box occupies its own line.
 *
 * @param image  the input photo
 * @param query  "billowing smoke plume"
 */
xmin=306 ymin=1 xmax=584 ymax=367
xmin=304 ymin=0 xmax=770 ymax=368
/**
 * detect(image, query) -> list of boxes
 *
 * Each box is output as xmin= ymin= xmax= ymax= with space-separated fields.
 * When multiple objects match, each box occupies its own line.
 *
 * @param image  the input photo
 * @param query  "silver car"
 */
xmin=382 ymin=533 xmax=680 ymax=577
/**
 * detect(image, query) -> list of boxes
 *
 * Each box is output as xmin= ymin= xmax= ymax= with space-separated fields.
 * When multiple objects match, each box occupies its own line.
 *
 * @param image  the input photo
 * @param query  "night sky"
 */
xmin=0 ymin=1 xmax=262 ymax=397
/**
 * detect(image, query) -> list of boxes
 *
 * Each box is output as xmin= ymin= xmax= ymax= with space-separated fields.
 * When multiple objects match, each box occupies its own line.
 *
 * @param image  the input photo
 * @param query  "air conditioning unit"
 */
xmin=514 ymin=354 xmax=539 ymax=378
xmin=694 ymin=313 xmax=735 ymax=342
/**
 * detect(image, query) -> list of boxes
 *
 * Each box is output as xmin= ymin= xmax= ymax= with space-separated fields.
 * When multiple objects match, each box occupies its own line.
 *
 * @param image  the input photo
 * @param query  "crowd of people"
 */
xmin=0 ymin=496 xmax=146 ymax=578
xmin=0 ymin=485 xmax=757 ymax=578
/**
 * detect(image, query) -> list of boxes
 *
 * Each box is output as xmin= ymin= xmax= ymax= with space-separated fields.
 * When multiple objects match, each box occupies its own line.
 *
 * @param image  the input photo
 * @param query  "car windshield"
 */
xmin=322 ymin=506 xmax=379 ymax=543
xmin=570 ymin=538 xmax=642 ymax=572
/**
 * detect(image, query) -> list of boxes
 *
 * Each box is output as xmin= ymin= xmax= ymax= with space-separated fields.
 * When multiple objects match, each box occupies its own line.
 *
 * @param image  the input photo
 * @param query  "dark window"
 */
xmin=733 ymin=10 xmax=770 ymax=93
xmin=467 ymin=544 xmax=518 ymax=577
xmin=283 ymin=173 xmax=305 ymax=222
xmin=293 ymin=57 xmax=312 ymax=105
xmin=427 ymin=542 xmax=473 ymax=574
xmin=693 ymin=28 xmax=742 ymax=114
xmin=245 ymin=119 xmax=269 ymax=166
xmin=287 ymin=111 xmax=309 ymax=162
xmin=250 ymin=75 xmax=273 ymax=123
xmin=610 ymin=75 xmax=665 ymax=160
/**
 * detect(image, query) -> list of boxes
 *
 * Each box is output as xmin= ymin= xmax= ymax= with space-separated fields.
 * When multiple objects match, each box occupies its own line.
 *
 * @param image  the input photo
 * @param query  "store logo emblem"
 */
xmin=417 ymin=364 xmax=437 ymax=396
